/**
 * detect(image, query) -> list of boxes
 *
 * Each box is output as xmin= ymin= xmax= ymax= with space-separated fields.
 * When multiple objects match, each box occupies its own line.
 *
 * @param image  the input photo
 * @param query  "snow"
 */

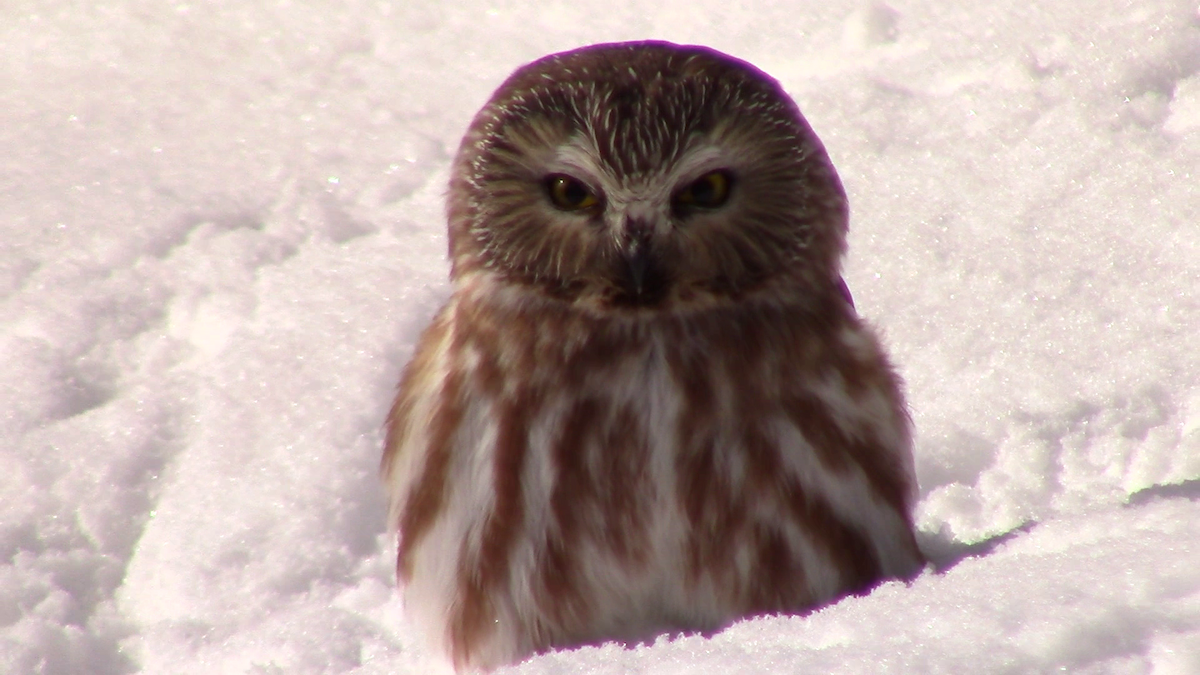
xmin=2 ymin=0 xmax=1198 ymax=673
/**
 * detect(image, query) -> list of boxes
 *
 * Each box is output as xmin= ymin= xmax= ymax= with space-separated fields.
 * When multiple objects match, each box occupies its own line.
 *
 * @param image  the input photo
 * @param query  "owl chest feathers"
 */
xmin=384 ymin=280 xmax=923 ymax=669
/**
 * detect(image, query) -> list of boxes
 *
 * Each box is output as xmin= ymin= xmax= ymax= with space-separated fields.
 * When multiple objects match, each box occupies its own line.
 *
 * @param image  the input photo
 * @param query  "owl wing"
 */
xmin=381 ymin=304 xmax=457 ymax=540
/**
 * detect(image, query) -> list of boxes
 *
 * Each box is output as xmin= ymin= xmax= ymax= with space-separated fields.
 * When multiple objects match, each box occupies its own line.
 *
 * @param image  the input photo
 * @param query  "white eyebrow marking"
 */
xmin=550 ymin=139 xmax=604 ymax=180
xmin=669 ymin=145 xmax=729 ymax=183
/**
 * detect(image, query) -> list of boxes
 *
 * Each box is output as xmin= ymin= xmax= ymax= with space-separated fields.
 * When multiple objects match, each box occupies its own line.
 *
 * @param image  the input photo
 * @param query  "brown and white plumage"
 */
xmin=382 ymin=41 xmax=924 ymax=672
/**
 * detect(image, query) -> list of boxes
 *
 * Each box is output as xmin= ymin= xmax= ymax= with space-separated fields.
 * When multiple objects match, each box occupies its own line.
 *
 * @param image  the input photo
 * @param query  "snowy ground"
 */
xmin=3 ymin=1 xmax=1199 ymax=673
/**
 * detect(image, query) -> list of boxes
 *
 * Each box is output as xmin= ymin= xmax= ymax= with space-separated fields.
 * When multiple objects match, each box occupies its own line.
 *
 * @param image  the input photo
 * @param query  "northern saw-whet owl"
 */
xmin=382 ymin=41 xmax=924 ymax=672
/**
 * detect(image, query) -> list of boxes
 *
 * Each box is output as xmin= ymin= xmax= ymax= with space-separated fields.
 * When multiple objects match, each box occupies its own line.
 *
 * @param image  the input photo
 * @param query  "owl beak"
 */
xmin=623 ymin=239 xmax=651 ymax=295
xmin=618 ymin=218 xmax=663 ymax=302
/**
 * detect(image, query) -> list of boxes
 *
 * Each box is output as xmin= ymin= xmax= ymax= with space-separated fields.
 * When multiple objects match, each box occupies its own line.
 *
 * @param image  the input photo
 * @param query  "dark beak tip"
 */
xmin=622 ymin=244 xmax=651 ymax=294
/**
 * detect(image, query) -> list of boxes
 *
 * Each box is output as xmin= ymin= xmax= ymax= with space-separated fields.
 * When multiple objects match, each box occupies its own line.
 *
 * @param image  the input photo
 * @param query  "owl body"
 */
xmin=384 ymin=42 xmax=923 ymax=672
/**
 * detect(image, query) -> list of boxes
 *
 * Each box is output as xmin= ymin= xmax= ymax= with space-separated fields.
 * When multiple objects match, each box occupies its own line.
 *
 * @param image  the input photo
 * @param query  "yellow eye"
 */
xmin=674 ymin=170 xmax=732 ymax=210
xmin=546 ymin=174 xmax=599 ymax=211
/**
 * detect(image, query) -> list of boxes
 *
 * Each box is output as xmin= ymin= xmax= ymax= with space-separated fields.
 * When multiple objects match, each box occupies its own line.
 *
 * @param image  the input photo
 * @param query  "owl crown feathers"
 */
xmin=446 ymin=41 xmax=849 ymax=313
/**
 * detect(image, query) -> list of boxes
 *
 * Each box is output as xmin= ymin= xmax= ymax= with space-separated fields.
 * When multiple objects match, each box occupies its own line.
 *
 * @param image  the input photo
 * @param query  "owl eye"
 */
xmin=545 ymin=174 xmax=600 ymax=211
xmin=674 ymin=170 xmax=733 ymax=211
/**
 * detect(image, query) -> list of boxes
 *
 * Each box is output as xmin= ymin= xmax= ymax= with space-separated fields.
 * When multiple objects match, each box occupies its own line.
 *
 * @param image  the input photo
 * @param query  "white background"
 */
xmin=2 ymin=1 xmax=1198 ymax=672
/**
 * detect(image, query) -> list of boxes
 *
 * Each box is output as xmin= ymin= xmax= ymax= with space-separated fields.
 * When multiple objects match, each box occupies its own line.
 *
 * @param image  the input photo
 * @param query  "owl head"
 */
xmin=447 ymin=41 xmax=849 ymax=314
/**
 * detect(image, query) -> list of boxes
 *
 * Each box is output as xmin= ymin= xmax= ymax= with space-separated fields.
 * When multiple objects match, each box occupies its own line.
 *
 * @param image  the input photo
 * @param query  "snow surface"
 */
xmin=3 ymin=1 xmax=1199 ymax=673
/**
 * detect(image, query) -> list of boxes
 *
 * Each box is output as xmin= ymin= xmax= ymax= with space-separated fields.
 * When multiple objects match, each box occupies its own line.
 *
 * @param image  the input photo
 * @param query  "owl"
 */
xmin=382 ymin=41 xmax=924 ymax=672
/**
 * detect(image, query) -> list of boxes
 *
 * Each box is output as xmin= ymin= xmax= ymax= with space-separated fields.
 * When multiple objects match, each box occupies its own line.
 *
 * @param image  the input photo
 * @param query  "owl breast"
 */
xmin=384 ymin=275 xmax=924 ymax=672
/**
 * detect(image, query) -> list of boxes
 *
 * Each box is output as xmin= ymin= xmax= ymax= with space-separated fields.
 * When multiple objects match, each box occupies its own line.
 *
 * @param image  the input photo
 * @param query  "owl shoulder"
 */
xmin=381 ymin=299 xmax=460 ymax=497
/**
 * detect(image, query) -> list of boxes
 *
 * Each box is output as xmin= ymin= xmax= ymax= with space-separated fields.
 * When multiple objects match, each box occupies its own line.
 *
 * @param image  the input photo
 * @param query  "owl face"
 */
xmin=447 ymin=41 xmax=849 ymax=313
